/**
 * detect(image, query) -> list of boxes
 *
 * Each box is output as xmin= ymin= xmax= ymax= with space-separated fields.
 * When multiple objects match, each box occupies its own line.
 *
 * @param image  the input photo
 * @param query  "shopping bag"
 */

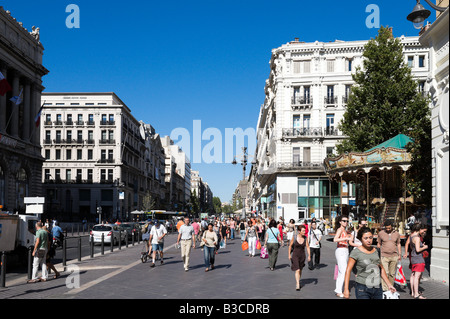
xmin=260 ymin=246 xmax=269 ymax=259
xmin=383 ymin=291 xmax=400 ymax=299
xmin=334 ymin=264 xmax=339 ymax=280
xmin=241 ymin=241 xmax=248 ymax=251
xmin=394 ymin=262 xmax=407 ymax=286
xmin=220 ymin=241 xmax=225 ymax=249
xmin=256 ymin=240 xmax=261 ymax=250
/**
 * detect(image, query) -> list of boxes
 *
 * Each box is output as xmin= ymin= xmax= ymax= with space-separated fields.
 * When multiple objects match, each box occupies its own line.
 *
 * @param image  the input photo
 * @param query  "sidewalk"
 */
xmin=0 ymin=233 xmax=447 ymax=299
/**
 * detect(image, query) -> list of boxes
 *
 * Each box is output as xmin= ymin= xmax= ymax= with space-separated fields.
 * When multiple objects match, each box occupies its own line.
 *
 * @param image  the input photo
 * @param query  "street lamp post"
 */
xmin=232 ymin=147 xmax=256 ymax=220
xmin=407 ymin=0 xmax=448 ymax=29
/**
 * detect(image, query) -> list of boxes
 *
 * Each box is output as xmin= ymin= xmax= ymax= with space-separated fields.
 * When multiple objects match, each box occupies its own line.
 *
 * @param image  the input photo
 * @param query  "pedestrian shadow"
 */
xmin=212 ymin=264 xmax=232 ymax=270
xmin=276 ymin=263 xmax=290 ymax=270
xmin=300 ymin=278 xmax=319 ymax=287
xmin=160 ymin=260 xmax=183 ymax=266
xmin=218 ymin=251 xmax=231 ymax=254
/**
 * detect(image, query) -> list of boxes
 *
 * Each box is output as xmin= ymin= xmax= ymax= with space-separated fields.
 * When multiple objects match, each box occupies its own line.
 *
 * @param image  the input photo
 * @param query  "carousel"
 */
xmin=324 ymin=134 xmax=417 ymax=235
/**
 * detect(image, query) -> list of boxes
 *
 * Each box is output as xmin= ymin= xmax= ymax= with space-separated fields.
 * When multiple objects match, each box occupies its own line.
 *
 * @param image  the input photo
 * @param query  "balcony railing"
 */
xmin=54 ymin=121 xmax=63 ymax=126
xmin=99 ymin=139 xmax=116 ymax=145
xmin=86 ymin=121 xmax=95 ymax=126
xmin=324 ymin=96 xmax=338 ymax=106
xmin=291 ymin=96 xmax=313 ymax=110
xmin=100 ymin=120 xmax=115 ymax=126
xmin=324 ymin=127 xmax=341 ymax=136
xmin=282 ymin=127 xmax=323 ymax=138
xmin=342 ymin=95 xmax=350 ymax=104
xmin=97 ymin=159 xmax=115 ymax=164
xmin=277 ymin=161 xmax=324 ymax=171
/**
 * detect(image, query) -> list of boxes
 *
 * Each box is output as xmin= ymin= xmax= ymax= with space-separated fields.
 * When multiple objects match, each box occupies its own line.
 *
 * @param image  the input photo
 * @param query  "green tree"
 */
xmin=213 ymin=197 xmax=222 ymax=215
xmin=190 ymin=190 xmax=200 ymax=215
xmin=337 ymin=26 xmax=431 ymax=204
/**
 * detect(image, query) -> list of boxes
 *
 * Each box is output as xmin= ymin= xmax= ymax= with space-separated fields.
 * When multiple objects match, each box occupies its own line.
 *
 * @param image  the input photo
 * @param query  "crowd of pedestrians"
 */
xmin=25 ymin=213 xmax=431 ymax=300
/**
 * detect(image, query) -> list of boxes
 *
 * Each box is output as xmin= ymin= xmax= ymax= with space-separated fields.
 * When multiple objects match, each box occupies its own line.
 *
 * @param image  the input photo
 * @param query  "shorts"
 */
xmin=151 ymin=243 xmax=164 ymax=252
xmin=411 ymin=263 xmax=425 ymax=273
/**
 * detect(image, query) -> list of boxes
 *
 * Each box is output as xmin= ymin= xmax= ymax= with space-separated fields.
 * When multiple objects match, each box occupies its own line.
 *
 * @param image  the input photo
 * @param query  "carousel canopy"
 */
xmin=324 ymin=134 xmax=413 ymax=175
xmin=365 ymin=134 xmax=414 ymax=153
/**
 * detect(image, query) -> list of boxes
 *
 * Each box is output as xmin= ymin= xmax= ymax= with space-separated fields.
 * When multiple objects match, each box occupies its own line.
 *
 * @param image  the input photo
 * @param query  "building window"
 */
xmin=87 ymin=169 xmax=93 ymax=182
xmin=303 ymin=114 xmax=311 ymax=128
xmin=108 ymin=150 xmax=114 ymax=160
xmin=108 ymin=169 xmax=113 ymax=181
xmin=293 ymin=61 xmax=301 ymax=74
xmin=101 ymin=169 xmax=106 ymax=182
xmin=77 ymin=149 xmax=82 ymax=160
xmin=66 ymin=169 xmax=71 ymax=181
xmin=55 ymin=169 xmax=61 ymax=181
xmin=44 ymin=169 xmax=51 ymax=181
xmin=45 ymin=150 xmax=50 ymax=160
xmin=293 ymin=115 xmax=301 ymax=129
xmin=88 ymin=150 xmax=93 ymax=160
xmin=76 ymin=169 xmax=82 ymax=182
xmin=66 ymin=149 xmax=72 ymax=160
xmin=66 ymin=130 xmax=72 ymax=141
xmin=407 ymin=56 xmax=414 ymax=68
xmin=303 ymin=61 xmax=311 ymax=73
xmin=109 ymin=114 xmax=114 ymax=123
xmin=327 ymin=60 xmax=335 ymax=73
xmin=56 ymin=131 xmax=61 ymax=143
xmin=55 ymin=150 xmax=61 ymax=160
xmin=326 ymin=114 xmax=335 ymax=132
xmin=346 ymin=58 xmax=353 ymax=72
xmin=419 ymin=55 xmax=425 ymax=68
xmin=303 ymin=147 xmax=311 ymax=163
xmin=293 ymin=147 xmax=300 ymax=164
xmin=101 ymin=150 xmax=107 ymax=160
xmin=327 ymin=147 xmax=334 ymax=156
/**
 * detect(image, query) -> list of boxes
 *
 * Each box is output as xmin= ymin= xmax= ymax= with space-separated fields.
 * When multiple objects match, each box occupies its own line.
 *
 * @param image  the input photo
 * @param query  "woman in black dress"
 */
xmin=288 ymin=224 xmax=311 ymax=291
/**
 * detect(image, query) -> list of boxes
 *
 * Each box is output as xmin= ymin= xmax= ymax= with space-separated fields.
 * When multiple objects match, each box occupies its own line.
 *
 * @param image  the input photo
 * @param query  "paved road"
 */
xmin=1 ymin=232 xmax=448 ymax=301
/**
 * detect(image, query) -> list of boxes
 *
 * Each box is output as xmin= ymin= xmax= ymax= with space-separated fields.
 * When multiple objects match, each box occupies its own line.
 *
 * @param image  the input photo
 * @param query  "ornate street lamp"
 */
xmin=407 ymin=0 xmax=448 ymax=29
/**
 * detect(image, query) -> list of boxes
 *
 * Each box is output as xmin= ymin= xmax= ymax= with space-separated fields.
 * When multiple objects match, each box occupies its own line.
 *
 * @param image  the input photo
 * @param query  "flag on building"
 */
xmin=34 ymin=104 xmax=44 ymax=128
xmin=0 ymin=71 xmax=12 ymax=96
xmin=10 ymin=89 xmax=23 ymax=105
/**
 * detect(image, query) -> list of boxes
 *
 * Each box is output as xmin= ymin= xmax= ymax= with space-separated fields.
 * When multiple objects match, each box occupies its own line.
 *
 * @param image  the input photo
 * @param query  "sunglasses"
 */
xmin=341 ymin=220 xmax=349 ymax=223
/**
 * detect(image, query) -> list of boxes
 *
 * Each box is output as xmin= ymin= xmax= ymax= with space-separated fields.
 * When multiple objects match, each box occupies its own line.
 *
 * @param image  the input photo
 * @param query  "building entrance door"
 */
xmin=298 ymin=208 xmax=307 ymax=220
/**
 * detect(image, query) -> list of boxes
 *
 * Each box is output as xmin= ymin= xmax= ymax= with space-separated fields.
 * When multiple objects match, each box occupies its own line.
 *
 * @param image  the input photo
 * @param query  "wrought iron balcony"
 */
xmin=291 ymin=96 xmax=313 ymax=107
xmin=282 ymin=127 xmax=323 ymax=138
xmin=99 ymin=139 xmax=116 ymax=145
xmin=277 ymin=161 xmax=324 ymax=171
xmin=324 ymin=96 xmax=338 ymax=106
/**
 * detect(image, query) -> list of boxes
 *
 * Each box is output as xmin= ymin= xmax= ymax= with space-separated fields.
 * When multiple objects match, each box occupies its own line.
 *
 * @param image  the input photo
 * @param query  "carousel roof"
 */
xmin=365 ymin=134 xmax=414 ymax=153
xmin=324 ymin=134 xmax=413 ymax=175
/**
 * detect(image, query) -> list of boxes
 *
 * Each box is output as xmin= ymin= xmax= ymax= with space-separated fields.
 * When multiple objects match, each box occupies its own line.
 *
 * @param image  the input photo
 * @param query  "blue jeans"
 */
xmin=230 ymin=228 xmax=235 ymax=239
xmin=354 ymin=282 xmax=383 ymax=299
xmin=203 ymin=246 xmax=215 ymax=269
xmin=240 ymin=230 xmax=246 ymax=241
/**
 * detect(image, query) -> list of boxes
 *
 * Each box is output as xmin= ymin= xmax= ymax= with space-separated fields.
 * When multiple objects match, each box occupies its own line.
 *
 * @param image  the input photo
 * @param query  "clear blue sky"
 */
xmin=3 ymin=0 xmax=434 ymax=203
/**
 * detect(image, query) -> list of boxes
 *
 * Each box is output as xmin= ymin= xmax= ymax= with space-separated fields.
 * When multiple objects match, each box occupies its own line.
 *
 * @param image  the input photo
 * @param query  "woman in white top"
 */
xmin=202 ymin=223 xmax=218 ymax=272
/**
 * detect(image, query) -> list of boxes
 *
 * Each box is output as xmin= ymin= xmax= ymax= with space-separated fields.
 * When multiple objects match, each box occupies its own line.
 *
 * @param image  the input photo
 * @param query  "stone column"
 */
xmin=10 ymin=71 xmax=20 ymax=137
xmin=32 ymin=85 xmax=42 ymax=146
xmin=23 ymin=80 xmax=31 ymax=141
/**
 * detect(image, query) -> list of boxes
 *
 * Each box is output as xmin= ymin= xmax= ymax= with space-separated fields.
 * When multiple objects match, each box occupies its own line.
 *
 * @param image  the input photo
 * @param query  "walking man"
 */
xmin=149 ymin=220 xmax=167 ymax=268
xmin=27 ymin=222 xmax=48 ymax=283
xmin=308 ymin=220 xmax=322 ymax=270
xmin=176 ymin=217 xmax=196 ymax=271
xmin=377 ymin=220 xmax=402 ymax=292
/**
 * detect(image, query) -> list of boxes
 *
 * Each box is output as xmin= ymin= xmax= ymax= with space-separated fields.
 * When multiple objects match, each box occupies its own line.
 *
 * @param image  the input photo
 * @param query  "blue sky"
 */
xmin=3 ymin=0 xmax=434 ymax=203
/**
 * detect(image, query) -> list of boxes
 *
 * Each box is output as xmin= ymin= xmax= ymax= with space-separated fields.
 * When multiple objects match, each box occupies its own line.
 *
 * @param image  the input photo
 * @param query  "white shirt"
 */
xmin=179 ymin=224 xmax=195 ymax=240
xmin=309 ymin=229 xmax=322 ymax=248
xmin=150 ymin=224 xmax=167 ymax=244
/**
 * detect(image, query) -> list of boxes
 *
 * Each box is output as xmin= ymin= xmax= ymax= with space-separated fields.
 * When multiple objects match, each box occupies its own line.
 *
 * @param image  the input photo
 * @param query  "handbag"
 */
xmin=256 ymin=240 xmax=261 ymax=250
xmin=260 ymin=246 xmax=269 ymax=259
xmin=241 ymin=241 xmax=249 ymax=251
xmin=36 ymin=249 xmax=46 ymax=259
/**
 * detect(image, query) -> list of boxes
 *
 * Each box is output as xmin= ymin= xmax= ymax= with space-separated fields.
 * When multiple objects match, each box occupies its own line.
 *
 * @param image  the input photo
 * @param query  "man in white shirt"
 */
xmin=176 ymin=217 xmax=195 ymax=271
xmin=149 ymin=221 xmax=167 ymax=268
xmin=308 ymin=221 xmax=322 ymax=270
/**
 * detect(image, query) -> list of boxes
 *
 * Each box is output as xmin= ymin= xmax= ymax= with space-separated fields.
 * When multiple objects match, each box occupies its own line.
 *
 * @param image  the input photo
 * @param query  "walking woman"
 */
xmin=289 ymin=224 xmax=311 ymax=291
xmin=202 ymin=223 xmax=218 ymax=272
xmin=245 ymin=220 xmax=258 ymax=257
xmin=344 ymin=227 xmax=396 ymax=299
xmin=409 ymin=223 xmax=429 ymax=299
xmin=286 ymin=219 xmax=296 ymax=242
xmin=264 ymin=219 xmax=282 ymax=270
xmin=220 ymin=221 xmax=228 ymax=248
xmin=333 ymin=215 xmax=352 ymax=298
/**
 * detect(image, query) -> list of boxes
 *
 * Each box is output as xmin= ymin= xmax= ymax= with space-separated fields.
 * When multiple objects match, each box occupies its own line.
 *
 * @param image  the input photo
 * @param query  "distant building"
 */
xmin=0 ymin=7 xmax=49 ymax=213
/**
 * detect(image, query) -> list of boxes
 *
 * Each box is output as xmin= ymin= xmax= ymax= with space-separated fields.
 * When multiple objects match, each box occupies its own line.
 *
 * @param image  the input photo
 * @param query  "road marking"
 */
xmin=64 ymin=243 xmax=176 ymax=296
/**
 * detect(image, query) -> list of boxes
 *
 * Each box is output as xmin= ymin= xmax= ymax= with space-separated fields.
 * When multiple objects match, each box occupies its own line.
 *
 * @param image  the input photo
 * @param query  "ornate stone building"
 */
xmin=0 ymin=7 xmax=48 ymax=213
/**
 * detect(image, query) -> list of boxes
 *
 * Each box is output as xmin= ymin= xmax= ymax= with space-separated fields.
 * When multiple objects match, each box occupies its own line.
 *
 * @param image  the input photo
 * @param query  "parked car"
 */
xmin=120 ymin=223 xmax=133 ymax=240
xmin=90 ymin=224 xmax=126 ymax=245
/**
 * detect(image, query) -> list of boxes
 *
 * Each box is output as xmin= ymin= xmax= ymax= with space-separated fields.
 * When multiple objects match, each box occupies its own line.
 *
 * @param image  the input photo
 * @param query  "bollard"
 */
xmin=1 ymin=252 xmax=6 ymax=288
xmin=27 ymin=247 xmax=33 ymax=280
xmin=118 ymin=231 xmax=122 ymax=250
xmin=90 ymin=235 xmax=94 ymax=258
xmin=101 ymin=233 xmax=105 ymax=255
xmin=110 ymin=234 xmax=114 ymax=252
xmin=77 ymin=224 xmax=80 ymax=236
xmin=132 ymin=231 xmax=135 ymax=246
xmin=78 ymin=237 xmax=82 ymax=262
xmin=63 ymin=237 xmax=67 ymax=268
xmin=125 ymin=232 xmax=129 ymax=248
xmin=138 ymin=229 xmax=141 ymax=244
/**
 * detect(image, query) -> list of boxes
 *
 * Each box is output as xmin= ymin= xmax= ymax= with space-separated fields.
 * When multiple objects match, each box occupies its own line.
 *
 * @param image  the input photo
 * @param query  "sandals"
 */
xmin=336 ymin=293 xmax=345 ymax=298
xmin=205 ymin=268 xmax=209 ymax=272
xmin=27 ymin=279 xmax=40 ymax=284
xmin=414 ymin=295 xmax=427 ymax=299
